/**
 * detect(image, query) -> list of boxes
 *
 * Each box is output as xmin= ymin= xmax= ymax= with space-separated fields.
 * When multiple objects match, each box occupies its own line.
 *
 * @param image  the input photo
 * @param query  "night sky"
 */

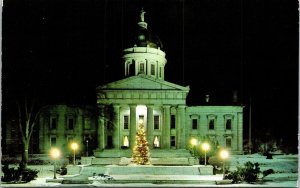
xmin=2 ymin=0 xmax=298 ymax=150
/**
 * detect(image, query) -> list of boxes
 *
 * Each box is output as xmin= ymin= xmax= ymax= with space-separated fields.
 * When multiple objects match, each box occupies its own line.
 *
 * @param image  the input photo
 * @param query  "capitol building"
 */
xmin=5 ymin=10 xmax=244 ymax=158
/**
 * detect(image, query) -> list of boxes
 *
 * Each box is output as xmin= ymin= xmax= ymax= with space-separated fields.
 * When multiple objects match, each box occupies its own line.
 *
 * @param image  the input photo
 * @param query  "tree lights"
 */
xmin=132 ymin=120 xmax=150 ymax=165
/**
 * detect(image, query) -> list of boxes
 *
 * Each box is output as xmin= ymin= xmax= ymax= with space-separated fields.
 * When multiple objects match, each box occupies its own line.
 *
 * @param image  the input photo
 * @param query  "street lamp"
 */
xmin=86 ymin=140 xmax=89 ymax=157
xmin=220 ymin=149 xmax=229 ymax=179
xmin=50 ymin=148 xmax=60 ymax=179
xmin=190 ymin=138 xmax=197 ymax=157
xmin=202 ymin=143 xmax=210 ymax=166
xmin=71 ymin=142 xmax=79 ymax=165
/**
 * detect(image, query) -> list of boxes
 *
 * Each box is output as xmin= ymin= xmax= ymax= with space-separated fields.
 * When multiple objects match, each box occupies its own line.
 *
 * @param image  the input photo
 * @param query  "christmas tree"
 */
xmin=132 ymin=121 xmax=150 ymax=165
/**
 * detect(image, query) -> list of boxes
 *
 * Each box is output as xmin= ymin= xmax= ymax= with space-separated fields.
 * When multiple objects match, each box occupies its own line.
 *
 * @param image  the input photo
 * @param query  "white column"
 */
xmin=163 ymin=105 xmax=171 ymax=149
xmin=98 ymin=105 xmax=105 ymax=150
xmin=237 ymin=112 xmax=243 ymax=152
xmin=176 ymin=105 xmax=186 ymax=149
xmin=147 ymin=105 xmax=154 ymax=148
xmin=113 ymin=105 xmax=120 ymax=149
xmin=130 ymin=104 xmax=137 ymax=149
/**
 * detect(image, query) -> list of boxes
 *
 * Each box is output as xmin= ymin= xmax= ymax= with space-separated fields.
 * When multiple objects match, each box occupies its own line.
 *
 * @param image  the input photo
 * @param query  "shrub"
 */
xmin=225 ymin=161 xmax=274 ymax=184
xmin=243 ymin=162 xmax=260 ymax=183
xmin=262 ymin=169 xmax=274 ymax=179
xmin=1 ymin=163 xmax=20 ymax=182
xmin=1 ymin=163 xmax=39 ymax=183
xmin=19 ymin=168 xmax=39 ymax=182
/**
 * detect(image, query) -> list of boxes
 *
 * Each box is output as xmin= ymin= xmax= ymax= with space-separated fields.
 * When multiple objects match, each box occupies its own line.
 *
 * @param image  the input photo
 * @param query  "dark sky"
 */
xmin=2 ymin=0 xmax=299 ymax=149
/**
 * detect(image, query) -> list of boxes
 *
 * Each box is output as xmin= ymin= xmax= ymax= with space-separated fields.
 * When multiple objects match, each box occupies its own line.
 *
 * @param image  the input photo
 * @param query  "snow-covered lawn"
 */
xmin=1 ymin=154 xmax=298 ymax=187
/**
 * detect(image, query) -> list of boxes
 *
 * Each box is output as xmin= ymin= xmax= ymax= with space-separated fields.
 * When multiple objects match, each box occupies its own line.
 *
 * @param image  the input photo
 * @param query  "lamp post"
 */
xmin=71 ymin=142 xmax=79 ymax=165
xmin=202 ymin=143 xmax=210 ymax=166
xmin=86 ymin=140 xmax=89 ymax=157
xmin=220 ymin=149 xmax=229 ymax=179
xmin=50 ymin=148 xmax=60 ymax=179
xmin=190 ymin=138 xmax=197 ymax=157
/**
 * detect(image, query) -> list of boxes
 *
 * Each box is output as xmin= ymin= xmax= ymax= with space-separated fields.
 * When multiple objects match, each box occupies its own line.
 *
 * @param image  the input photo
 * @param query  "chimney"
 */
xmin=205 ymin=95 xmax=210 ymax=103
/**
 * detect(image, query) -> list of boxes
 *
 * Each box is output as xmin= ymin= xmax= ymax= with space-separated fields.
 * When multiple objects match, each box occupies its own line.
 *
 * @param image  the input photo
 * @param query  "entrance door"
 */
xmin=107 ymin=136 xmax=113 ymax=149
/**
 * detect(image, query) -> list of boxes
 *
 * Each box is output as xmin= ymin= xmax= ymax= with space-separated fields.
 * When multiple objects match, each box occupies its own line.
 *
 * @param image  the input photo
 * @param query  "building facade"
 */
xmin=93 ymin=10 xmax=243 ymax=156
xmin=38 ymin=105 xmax=98 ymax=155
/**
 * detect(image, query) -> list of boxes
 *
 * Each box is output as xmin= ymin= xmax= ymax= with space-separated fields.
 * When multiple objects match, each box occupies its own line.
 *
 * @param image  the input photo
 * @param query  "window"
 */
xmin=159 ymin=67 xmax=162 ymax=77
xmin=171 ymin=115 xmax=176 ymax=129
xmin=84 ymin=117 xmax=90 ymax=130
xmin=68 ymin=118 xmax=74 ymax=130
xmin=154 ymin=115 xmax=159 ymax=129
xmin=151 ymin=64 xmax=155 ymax=75
xmin=226 ymin=138 xmax=232 ymax=148
xmin=129 ymin=62 xmax=135 ymax=76
xmin=226 ymin=119 xmax=232 ymax=130
xmin=124 ymin=116 xmax=129 ymax=129
xmin=170 ymin=136 xmax=176 ymax=147
xmin=209 ymin=119 xmax=214 ymax=130
xmin=139 ymin=115 xmax=144 ymax=124
xmin=153 ymin=136 xmax=160 ymax=148
xmin=50 ymin=117 xmax=57 ymax=130
xmin=123 ymin=136 xmax=129 ymax=147
xmin=50 ymin=136 xmax=56 ymax=147
xmin=140 ymin=63 xmax=145 ymax=73
xmin=192 ymin=119 xmax=198 ymax=129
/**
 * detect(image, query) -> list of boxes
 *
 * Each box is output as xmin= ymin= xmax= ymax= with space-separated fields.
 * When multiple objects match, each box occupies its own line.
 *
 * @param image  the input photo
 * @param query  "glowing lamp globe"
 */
xmin=71 ymin=142 xmax=79 ymax=150
xmin=202 ymin=143 xmax=210 ymax=151
xmin=220 ymin=149 xmax=229 ymax=159
xmin=190 ymin=138 xmax=197 ymax=146
xmin=50 ymin=148 xmax=60 ymax=159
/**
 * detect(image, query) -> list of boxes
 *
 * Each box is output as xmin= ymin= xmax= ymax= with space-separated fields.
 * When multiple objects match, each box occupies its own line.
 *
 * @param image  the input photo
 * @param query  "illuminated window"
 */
xmin=154 ymin=136 xmax=160 ymax=148
xmin=226 ymin=119 xmax=232 ymax=130
xmin=124 ymin=116 xmax=129 ymax=129
xmin=140 ymin=63 xmax=145 ymax=73
xmin=192 ymin=119 xmax=197 ymax=129
xmin=68 ymin=118 xmax=74 ymax=130
xmin=151 ymin=64 xmax=155 ymax=75
xmin=209 ymin=119 xmax=214 ymax=130
xmin=154 ymin=115 xmax=159 ymax=129
xmin=50 ymin=136 xmax=56 ymax=147
xmin=226 ymin=138 xmax=232 ymax=148
xmin=171 ymin=115 xmax=176 ymax=129
xmin=170 ymin=136 xmax=176 ymax=147
xmin=123 ymin=136 xmax=129 ymax=147
xmin=50 ymin=117 xmax=57 ymax=130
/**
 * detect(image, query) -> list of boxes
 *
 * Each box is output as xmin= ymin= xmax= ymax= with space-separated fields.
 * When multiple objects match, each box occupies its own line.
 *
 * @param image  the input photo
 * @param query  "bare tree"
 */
xmin=16 ymin=98 xmax=43 ymax=168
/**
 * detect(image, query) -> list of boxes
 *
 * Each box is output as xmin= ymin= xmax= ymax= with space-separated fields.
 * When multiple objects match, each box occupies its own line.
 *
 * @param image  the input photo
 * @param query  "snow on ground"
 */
xmin=1 ymin=154 xmax=298 ymax=187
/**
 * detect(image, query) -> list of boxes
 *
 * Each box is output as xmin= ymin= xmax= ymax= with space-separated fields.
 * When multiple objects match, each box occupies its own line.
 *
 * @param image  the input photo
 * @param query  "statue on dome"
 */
xmin=140 ymin=8 xmax=146 ymax=22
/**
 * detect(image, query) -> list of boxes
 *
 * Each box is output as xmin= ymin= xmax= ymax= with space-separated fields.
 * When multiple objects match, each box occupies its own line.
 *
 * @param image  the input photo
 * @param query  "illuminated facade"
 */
xmin=94 ymin=10 xmax=243 ymax=157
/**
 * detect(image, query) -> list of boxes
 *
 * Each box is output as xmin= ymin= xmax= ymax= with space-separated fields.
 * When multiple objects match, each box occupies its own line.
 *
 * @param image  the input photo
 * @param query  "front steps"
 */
xmin=93 ymin=148 xmax=192 ymax=158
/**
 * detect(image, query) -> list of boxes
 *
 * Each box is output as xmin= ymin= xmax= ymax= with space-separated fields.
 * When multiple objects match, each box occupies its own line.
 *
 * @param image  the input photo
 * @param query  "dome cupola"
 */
xmin=122 ymin=9 xmax=167 ymax=80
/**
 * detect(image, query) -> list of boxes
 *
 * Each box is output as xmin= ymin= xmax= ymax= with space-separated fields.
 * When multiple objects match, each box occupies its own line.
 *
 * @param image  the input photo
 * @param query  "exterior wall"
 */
xmin=186 ymin=106 xmax=244 ymax=154
xmin=38 ymin=105 xmax=97 ymax=155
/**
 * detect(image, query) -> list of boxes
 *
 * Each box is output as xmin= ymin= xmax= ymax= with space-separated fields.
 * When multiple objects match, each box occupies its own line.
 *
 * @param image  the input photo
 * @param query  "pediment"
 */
xmin=97 ymin=74 xmax=189 ymax=91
